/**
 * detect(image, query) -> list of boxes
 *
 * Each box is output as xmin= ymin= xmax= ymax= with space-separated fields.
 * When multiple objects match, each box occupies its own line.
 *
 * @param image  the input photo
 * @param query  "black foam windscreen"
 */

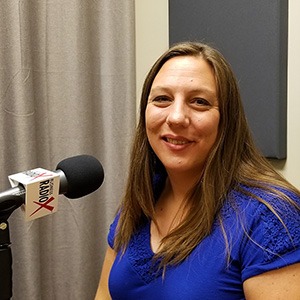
xmin=56 ymin=155 xmax=104 ymax=199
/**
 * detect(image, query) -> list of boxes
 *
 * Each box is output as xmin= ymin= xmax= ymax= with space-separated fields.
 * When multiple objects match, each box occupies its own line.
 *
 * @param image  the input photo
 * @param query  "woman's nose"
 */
xmin=166 ymin=100 xmax=190 ymax=127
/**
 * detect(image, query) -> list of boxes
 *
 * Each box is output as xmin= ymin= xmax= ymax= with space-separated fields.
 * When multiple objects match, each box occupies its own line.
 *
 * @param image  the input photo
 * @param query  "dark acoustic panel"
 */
xmin=169 ymin=0 xmax=288 ymax=159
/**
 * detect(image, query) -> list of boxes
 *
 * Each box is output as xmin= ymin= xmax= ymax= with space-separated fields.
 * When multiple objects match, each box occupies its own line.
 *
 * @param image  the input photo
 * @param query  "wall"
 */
xmin=135 ymin=0 xmax=169 ymax=114
xmin=135 ymin=0 xmax=300 ymax=188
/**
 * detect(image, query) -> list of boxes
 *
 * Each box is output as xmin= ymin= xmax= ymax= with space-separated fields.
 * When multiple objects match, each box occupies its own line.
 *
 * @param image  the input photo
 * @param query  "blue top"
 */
xmin=107 ymin=186 xmax=300 ymax=299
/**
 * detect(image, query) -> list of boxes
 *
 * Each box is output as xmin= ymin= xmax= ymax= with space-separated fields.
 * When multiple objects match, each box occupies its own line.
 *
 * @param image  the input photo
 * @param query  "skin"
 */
xmin=146 ymin=56 xmax=219 ymax=251
xmin=94 ymin=246 xmax=115 ymax=300
xmin=243 ymin=263 xmax=300 ymax=299
xmin=95 ymin=55 xmax=300 ymax=299
xmin=146 ymin=56 xmax=219 ymax=184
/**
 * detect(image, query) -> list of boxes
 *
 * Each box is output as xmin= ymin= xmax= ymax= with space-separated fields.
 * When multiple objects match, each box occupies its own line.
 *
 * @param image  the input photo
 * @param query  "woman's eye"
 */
xmin=193 ymin=98 xmax=210 ymax=106
xmin=153 ymin=96 xmax=170 ymax=102
xmin=151 ymin=96 xmax=171 ymax=103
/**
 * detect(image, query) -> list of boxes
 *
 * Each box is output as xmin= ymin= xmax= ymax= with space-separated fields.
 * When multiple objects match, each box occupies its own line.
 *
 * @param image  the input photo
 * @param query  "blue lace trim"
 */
xmin=125 ymin=186 xmax=300 ymax=283
xmin=127 ymin=222 xmax=162 ymax=284
xmin=258 ymin=192 xmax=300 ymax=262
xmin=223 ymin=186 xmax=300 ymax=263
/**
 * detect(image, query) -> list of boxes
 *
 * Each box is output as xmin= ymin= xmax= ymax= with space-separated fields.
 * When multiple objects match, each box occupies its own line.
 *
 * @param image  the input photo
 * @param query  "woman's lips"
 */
xmin=165 ymin=137 xmax=190 ymax=145
xmin=162 ymin=135 xmax=192 ymax=146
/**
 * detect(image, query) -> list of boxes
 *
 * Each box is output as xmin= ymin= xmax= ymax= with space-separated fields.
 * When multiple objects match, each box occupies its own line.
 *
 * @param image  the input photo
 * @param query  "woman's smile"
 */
xmin=146 ymin=55 xmax=219 ymax=176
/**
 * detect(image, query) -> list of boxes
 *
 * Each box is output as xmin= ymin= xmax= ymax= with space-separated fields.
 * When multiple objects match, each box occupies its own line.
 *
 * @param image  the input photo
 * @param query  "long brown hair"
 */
xmin=114 ymin=42 xmax=300 ymax=267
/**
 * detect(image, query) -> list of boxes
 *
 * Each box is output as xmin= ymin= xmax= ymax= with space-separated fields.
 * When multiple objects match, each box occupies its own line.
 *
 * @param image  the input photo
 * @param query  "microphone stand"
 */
xmin=0 ymin=195 xmax=23 ymax=300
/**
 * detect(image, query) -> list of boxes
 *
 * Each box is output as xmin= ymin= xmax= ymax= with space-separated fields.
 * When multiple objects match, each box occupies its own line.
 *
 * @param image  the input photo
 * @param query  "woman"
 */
xmin=95 ymin=42 xmax=300 ymax=299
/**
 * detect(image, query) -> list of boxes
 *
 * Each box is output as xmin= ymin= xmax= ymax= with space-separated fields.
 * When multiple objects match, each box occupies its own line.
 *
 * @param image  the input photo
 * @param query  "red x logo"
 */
xmin=29 ymin=172 xmax=53 ymax=181
xmin=30 ymin=197 xmax=55 ymax=217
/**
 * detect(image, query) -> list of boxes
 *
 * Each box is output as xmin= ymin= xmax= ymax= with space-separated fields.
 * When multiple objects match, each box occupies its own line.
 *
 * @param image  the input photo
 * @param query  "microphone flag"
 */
xmin=8 ymin=168 xmax=60 ymax=221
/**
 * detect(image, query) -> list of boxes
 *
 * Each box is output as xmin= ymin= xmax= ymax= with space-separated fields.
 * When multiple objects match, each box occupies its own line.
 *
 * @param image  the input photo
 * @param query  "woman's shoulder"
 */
xmin=225 ymin=184 xmax=300 ymax=215
xmin=222 ymin=184 xmax=300 ymax=264
xmin=222 ymin=184 xmax=300 ymax=232
xmin=107 ymin=212 xmax=121 ymax=248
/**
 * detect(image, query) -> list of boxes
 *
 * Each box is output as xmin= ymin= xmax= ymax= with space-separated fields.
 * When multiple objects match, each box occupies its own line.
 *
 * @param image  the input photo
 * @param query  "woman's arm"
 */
xmin=243 ymin=263 xmax=300 ymax=299
xmin=94 ymin=246 xmax=117 ymax=300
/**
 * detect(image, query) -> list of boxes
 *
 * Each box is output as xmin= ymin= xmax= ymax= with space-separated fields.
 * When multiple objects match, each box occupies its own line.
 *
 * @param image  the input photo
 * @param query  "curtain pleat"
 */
xmin=0 ymin=0 xmax=135 ymax=299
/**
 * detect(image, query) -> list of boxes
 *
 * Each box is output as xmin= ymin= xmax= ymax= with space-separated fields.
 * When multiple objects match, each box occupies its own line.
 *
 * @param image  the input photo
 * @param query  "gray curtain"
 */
xmin=0 ymin=0 xmax=135 ymax=299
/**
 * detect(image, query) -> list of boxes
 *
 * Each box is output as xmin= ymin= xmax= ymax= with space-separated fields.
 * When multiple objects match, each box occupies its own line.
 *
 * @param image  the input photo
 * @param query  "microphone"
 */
xmin=0 ymin=155 xmax=104 ymax=299
xmin=56 ymin=154 xmax=104 ymax=199
xmin=0 ymin=155 xmax=104 ymax=213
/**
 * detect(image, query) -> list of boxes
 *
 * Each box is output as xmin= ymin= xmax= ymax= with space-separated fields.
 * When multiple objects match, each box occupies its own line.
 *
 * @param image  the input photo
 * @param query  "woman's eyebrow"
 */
xmin=150 ymin=85 xmax=216 ymax=97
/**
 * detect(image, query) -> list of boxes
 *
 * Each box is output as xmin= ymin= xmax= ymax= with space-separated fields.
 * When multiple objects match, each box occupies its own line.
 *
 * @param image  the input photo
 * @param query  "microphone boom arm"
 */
xmin=0 ymin=195 xmax=24 ymax=300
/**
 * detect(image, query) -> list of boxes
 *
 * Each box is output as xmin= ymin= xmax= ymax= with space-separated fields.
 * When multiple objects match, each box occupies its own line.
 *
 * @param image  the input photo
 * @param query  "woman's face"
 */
xmin=146 ymin=55 xmax=220 ymax=178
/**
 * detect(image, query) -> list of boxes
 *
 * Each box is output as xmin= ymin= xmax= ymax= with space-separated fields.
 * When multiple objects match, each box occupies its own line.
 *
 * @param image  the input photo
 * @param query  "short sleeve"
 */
xmin=239 ymin=190 xmax=300 ymax=282
xmin=107 ymin=213 xmax=120 ymax=249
